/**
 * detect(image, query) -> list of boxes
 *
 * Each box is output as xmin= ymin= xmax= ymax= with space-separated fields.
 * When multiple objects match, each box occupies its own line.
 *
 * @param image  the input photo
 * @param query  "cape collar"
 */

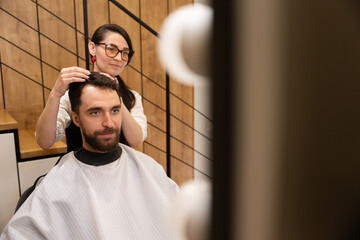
xmin=74 ymin=145 xmax=122 ymax=166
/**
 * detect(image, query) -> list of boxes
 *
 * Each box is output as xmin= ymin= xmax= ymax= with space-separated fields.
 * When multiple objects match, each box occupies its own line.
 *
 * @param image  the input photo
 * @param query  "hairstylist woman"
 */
xmin=36 ymin=24 xmax=147 ymax=151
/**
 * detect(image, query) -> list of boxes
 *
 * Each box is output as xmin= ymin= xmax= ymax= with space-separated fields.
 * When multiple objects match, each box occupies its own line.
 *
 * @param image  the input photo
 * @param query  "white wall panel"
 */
xmin=18 ymin=157 xmax=59 ymax=194
xmin=0 ymin=133 xmax=19 ymax=232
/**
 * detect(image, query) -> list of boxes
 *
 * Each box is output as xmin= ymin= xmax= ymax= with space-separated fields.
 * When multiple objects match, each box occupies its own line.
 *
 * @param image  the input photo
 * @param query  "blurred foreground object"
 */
xmin=158 ymin=3 xmax=213 ymax=85
xmin=158 ymin=4 xmax=213 ymax=239
xmin=170 ymin=180 xmax=211 ymax=240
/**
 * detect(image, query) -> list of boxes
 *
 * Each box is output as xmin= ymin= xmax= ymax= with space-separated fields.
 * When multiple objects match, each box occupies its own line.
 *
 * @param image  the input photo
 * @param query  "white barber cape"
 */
xmin=0 ymin=144 xmax=179 ymax=240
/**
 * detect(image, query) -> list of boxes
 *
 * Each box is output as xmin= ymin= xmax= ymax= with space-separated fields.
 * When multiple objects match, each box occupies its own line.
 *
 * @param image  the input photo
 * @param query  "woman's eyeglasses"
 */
xmin=97 ymin=43 xmax=134 ymax=62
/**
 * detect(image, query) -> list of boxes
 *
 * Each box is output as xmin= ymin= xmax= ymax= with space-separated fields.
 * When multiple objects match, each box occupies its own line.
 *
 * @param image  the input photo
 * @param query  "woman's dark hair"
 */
xmin=91 ymin=24 xmax=133 ymax=53
xmin=91 ymin=24 xmax=135 ymax=111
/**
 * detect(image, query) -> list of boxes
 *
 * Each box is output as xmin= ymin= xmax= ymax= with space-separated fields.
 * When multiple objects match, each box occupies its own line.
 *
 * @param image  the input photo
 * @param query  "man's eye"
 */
xmin=112 ymin=109 xmax=120 ymax=114
xmin=122 ymin=51 xmax=130 ymax=56
xmin=91 ymin=111 xmax=100 ymax=116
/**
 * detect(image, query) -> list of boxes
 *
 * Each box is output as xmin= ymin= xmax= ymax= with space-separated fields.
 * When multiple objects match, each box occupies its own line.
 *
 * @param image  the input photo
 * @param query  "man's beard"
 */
xmin=82 ymin=126 xmax=120 ymax=152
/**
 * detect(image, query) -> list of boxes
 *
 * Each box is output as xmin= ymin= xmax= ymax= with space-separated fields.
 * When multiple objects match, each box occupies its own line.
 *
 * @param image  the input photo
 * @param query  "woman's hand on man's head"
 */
xmin=52 ymin=67 xmax=90 ymax=98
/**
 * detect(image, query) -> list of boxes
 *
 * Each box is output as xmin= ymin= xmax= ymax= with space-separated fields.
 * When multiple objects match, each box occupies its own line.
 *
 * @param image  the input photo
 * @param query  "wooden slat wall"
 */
xmin=0 ymin=0 xmax=195 ymax=186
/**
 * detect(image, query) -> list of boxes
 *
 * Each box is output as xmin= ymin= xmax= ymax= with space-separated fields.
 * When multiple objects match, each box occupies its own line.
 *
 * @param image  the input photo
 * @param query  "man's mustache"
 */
xmin=94 ymin=127 xmax=118 ymax=135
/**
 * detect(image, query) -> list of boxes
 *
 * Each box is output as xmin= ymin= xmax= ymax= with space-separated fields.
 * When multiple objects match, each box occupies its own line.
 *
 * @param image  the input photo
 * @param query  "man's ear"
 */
xmin=88 ymin=42 xmax=96 ymax=56
xmin=72 ymin=111 xmax=81 ymax=127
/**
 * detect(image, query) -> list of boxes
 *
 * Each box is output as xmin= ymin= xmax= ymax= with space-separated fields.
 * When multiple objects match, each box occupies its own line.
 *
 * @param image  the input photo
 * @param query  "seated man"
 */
xmin=0 ymin=72 xmax=178 ymax=240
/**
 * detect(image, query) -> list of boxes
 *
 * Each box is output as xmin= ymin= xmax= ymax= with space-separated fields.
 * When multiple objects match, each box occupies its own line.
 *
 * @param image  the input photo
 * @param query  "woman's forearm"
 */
xmin=36 ymin=67 xmax=89 ymax=149
xmin=121 ymin=104 xmax=143 ymax=147
xmin=35 ymin=93 xmax=62 ymax=149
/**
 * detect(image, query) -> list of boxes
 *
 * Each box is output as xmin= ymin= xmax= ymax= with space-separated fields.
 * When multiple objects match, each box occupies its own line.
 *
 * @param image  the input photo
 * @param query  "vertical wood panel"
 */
xmin=169 ymin=0 xmax=193 ymax=13
xmin=37 ymin=0 xmax=76 ymax=26
xmin=42 ymin=64 xmax=59 ymax=90
xmin=143 ymin=76 xmax=166 ymax=110
xmin=140 ymin=0 xmax=167 ymax=32
xmin=171 ymin=137 xmax=194 ymax=166
xmin=166 ymin=0 xmax=195 ymax=182
xmin=75 ymin=0 xmax=84 ymax=33
xmin=170 ymin=157 xmax=194 ymax=186
xmin=120 ymin=66 xmax=142 ymax=94
xmin=38 ymin=7 xmax=77 ymax=54
xmin=109 ymin=3 xmax=141 ymax=72
xmin=77 ymin=31 xmax=86 ymax=59
xmin=87 ymin=0 xmax=108 ymax=38
xmin=143 ymin=99 xmax=166 ymax=132
xmin=114 ymin=0 xmax=140 ymax=18
xmin=0 ymin=39 xmax=42 ymax=84
xmin=146 ymin=124 xmax=166 ymax=152
xmin=79 ymin=58 xmax=86 ymax=69
xmin=170 ymin=94 xmax=194 ymax=127
xmin=2 ymin=67 xmax=43 ymax=130
xmin=0 ymin=0 xmax=38 ymax=29
xmin=170 ymin=115 xmax=194 ymax=147
xmin=0 ymin=10 xmax=40 ymax=58
xmin=40 ymin=36 xmax=77 ymax=70
xmin=170 ymin=77 xmax=194 ymax=106
xmin=141 ymin=28 xmax=166 ymax=87
xmin=144 ymin=142 xmax=167 ymax=171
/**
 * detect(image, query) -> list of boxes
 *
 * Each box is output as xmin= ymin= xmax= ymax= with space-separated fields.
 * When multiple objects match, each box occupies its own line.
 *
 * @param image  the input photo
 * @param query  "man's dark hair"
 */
xmin=69 ymin=72 xmax=120 ymax=114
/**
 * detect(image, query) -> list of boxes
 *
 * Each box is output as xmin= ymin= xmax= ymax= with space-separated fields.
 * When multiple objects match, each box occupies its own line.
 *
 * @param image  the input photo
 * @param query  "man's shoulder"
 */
xmin=35 ymin=152 xmax=77 ymax=189
xmin=19 ymin=152 xmax=77 ymax=209
xmin=119 ymin=144 xmax=164 ymax=171
xmin=55 ymin=151 xmax=77 ymax=169
xmin=120 ymin=144 xmax=153 ymax=161
xmin=119 ymin=144 xmax=179 ymax=196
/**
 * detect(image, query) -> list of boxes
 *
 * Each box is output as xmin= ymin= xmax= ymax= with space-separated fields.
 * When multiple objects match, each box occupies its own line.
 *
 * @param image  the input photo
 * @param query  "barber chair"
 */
xmin=14 ymin=174 xmax=46 ymax=213
xmin=14 ymin=154 xmax=64 ymax=213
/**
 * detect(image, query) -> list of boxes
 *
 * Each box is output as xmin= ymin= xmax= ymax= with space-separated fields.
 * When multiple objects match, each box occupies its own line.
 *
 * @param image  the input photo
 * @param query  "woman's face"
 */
xmin=89 ymin=32 xmax=129 ymax=77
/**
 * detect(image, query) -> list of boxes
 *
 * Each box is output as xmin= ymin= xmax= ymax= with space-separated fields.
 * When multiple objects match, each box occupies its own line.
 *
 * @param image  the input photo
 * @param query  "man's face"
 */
xmin=72 ymin=85 xmax=122 ymax=153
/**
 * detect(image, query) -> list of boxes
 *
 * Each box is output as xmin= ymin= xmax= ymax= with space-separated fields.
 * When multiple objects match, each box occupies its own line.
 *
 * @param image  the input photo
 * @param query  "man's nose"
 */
xmin=102 ymin=113 xmax=114 ymax=128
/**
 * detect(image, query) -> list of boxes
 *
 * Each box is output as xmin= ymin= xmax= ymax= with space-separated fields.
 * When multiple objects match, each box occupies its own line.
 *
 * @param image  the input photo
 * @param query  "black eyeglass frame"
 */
xmin=96 ymin=43 xmax=134 ymax=62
